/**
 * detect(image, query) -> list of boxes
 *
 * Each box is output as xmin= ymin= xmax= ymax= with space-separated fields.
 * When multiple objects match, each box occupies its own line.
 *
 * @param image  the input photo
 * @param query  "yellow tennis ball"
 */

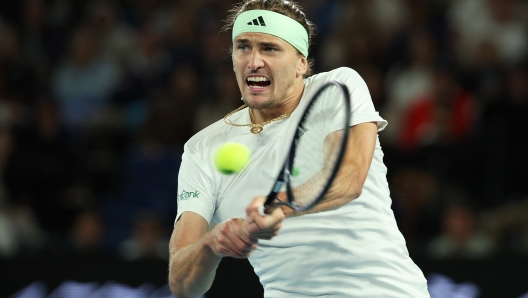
xmin=214 ymin=142 xmax=251 ymax=175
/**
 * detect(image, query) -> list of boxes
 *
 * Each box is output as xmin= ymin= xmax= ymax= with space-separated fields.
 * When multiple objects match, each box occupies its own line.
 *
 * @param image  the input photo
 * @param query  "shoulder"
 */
xmin=305 ymin=67 xmax=366 ymax=90
xmin=307 ymin=67 xmax=362 ymax=83
xmin=303 ymin=68 xmax=369 ymax=98
xmin=184 ymin=107 xmax=248 ymax=157
xmin=185 ymin=119 xmax=226 ymax=155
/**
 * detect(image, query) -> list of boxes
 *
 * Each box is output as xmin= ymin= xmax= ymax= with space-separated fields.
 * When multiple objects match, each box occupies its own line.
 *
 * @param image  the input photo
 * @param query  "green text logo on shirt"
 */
xmin=178 ymin=190 xmax=200 ymax=201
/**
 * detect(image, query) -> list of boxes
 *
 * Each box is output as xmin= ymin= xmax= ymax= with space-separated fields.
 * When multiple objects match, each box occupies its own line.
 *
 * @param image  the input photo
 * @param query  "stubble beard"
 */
xmin=243 ymin=96 xmax=275 ymax=110
xmin=235 ymin=73 xmax=276 ymax=110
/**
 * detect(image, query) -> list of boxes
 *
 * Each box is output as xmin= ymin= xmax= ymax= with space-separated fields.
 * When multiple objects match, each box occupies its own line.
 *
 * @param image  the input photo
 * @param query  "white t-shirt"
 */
xmin=176 ymin=67 xmax=429 ymax=297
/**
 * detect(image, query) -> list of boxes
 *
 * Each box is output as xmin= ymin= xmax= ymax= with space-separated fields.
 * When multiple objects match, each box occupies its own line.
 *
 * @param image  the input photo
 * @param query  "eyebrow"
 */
xmin=234 ymin=38 xmax=282 ymax=48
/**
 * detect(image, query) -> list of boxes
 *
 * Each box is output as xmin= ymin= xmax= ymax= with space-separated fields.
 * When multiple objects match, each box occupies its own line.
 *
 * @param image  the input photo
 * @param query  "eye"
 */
xmin=264 ymin=47 xmax=277 ymax=52
xmin=237 ymin=44 xmax=249 ymax=50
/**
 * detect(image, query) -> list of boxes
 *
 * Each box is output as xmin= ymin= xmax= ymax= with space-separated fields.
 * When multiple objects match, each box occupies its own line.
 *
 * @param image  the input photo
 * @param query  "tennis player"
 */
xmin=168 ymin=0 xmax=430 ymax=297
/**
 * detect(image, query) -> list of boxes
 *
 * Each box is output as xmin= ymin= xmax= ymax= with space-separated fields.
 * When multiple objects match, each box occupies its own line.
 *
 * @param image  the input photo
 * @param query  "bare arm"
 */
xmin=168 ymin=207 xmax=284 ymax=298
xmin=280 ymin=122 xmax=378 ymax=217
xmin=168 ymin=212 xmax=221 ymax=298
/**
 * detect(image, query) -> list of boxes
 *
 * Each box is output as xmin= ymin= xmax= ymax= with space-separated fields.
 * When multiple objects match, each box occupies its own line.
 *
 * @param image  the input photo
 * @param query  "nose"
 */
xmin=248 ymin=50 xmax=264 ymax=70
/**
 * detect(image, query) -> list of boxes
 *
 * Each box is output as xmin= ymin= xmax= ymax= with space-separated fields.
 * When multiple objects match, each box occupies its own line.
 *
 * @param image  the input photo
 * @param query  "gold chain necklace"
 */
xmin=223 ymin=104 xmax=292 ymax=134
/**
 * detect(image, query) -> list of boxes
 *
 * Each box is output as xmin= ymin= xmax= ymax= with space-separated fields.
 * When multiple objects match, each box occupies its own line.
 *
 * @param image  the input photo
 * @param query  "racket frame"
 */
xmin=264 ymin=81 xmax=351 ymax=212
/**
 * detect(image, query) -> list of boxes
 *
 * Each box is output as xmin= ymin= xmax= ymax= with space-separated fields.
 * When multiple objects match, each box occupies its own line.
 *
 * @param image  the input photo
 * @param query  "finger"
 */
xmin=263 ymin=200 xmax=281 ymax=215
xmin=215 ymin=220 xmax=254 ymax=257
xmin=246 ymin=196 xmax=267 ymax=216
xmin=246 ymin=197 xmax=284 ymax=224
xmin=226 ymin=219 xmax=258 ymax=250
xmin=227 ymin=221 xmax=256 ymax=248
xmin=213 ymin=232 xmax=244 ymax=258
xmin=252 ymin=231 xmax=278 ymax=240
xmin=245 ymin=215 xmax=284 ymax=239
xmin=268 ymin=204 xmax=285 ymax=219
xmin=261 ymin=191 xmax=288 ymax=214
xmin=250 ymin=206 xmax=285 ymax=231
xmin=247 ymin=221 xmax=282 ymax=238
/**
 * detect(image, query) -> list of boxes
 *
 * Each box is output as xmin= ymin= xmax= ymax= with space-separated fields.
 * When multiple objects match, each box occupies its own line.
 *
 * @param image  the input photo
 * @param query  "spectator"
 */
xmin=480 ymin=198 xmax=528 ymax=256
xmin=383 ymin=28 xmax=437 ymax=144
xmin=448 ymin=0 xmax=528 ymax=66
xmin=52 ymin=25 xmax=120 ymax=134
xmin=480 ymin=65 xmax=528 ymax=202
xmin=398 ymin=66 xmax=476 ymax=151
xmin=118 ymin=211 xmax=169 ymax=260
xmin=4 ymin=99 xmax=85 ymax=236
xmin=88 ymin=0 xmax=136 ymax=68
xmin=67 ymin=210 xmax=105 ymax=255
xmin=427 ymin=203 xmax=495 ymax=259
xmin=390 ymin=166 xmax=442 ymax=254
xmin=193 ymin=66 xmax=241 ymax=133
xmin=0 ymin=204 xmax=43 ymax=257
xmin=0 ymin=25 xmax=41 ymax=105
xmin=166 ymin=5 xmax=202 ymax=68
xmin=122 ymin=25 xmax=172 ymax=102
xmin=0 ymin=124 xmax=44 ymax=256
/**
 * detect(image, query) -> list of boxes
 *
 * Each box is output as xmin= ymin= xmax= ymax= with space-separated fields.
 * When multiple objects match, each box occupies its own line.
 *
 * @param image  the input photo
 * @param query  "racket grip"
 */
xmin=265 ymin=180 xmax=283 ymax=207
xmin=264 ymin=192 xmax=278 ymax=208
xmin=263 ymin=191 xmax=280 ymax=215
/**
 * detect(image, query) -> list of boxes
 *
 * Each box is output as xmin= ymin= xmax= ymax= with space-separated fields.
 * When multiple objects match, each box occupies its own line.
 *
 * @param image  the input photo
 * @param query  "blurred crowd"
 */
xmin=0 ymin=0 xmax=527 ymax=261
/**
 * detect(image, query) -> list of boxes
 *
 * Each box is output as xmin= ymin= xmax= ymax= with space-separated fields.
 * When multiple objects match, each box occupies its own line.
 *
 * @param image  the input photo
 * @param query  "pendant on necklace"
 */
xmin=251 ymin=126 xmax=263 ymax=134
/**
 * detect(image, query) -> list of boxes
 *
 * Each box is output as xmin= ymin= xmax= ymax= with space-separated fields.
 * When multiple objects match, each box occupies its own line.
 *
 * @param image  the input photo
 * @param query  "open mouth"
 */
xmin=246 ymin=76 xmax=271 ymax=90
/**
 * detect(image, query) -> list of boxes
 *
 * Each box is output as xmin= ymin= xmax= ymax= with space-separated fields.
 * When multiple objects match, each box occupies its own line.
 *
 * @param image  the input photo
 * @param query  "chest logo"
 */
xmin=178 ymin=190 xmax=200 ymax=201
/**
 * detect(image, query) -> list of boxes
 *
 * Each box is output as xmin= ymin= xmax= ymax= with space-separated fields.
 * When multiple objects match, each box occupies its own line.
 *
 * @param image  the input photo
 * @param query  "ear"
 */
xmin=296 ymin=56 xmax=308 ymax=77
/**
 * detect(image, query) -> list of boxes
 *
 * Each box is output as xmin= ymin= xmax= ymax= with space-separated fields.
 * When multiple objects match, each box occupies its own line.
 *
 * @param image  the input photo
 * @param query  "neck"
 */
xmin=251 ymin=81 xmax=305 ymax=124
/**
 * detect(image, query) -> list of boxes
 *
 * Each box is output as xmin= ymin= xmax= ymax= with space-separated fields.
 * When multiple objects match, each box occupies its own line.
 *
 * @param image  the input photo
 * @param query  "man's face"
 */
xmin=232 ymin=32 xmax=307 ymax=109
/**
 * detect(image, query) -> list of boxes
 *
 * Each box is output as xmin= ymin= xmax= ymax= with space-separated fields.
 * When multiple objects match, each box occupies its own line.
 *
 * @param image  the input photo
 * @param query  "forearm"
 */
xmin=283 ymin=167 xmax=362 ymax=217
xmin=298 ymin=187 xmax=359 ymax=216
xmin=168 ymin=235 xmax=222 ymax=298
xmin=283 ymin=124 xmax=376 ymax=217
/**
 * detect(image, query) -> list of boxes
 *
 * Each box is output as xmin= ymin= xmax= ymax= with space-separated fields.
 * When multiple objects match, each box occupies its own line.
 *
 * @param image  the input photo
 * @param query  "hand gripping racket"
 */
xmin=264 ymin=81 xmax=351 ymax=212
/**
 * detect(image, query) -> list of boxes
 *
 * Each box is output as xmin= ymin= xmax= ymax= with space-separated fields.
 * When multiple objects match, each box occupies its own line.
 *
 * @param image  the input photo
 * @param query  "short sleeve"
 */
xmin=175 ymin=147 xmax=216 ymax=226
xmin=333 ymin=67 xmax=388 ymax=131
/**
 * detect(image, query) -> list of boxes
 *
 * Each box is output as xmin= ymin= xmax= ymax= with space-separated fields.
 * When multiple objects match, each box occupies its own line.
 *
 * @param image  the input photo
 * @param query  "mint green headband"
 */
xmin=232 ymin=10 xmax=309 ymax=57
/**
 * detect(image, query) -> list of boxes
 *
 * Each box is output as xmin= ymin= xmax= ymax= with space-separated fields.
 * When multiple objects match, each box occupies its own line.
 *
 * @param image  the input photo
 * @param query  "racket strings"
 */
xmin=288 ymin=90 xmax=347 ymax=209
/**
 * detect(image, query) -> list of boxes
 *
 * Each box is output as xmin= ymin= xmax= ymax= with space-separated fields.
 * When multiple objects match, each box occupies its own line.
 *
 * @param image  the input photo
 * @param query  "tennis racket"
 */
xmin=264 ymin=80 xmax=351 ymax=212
